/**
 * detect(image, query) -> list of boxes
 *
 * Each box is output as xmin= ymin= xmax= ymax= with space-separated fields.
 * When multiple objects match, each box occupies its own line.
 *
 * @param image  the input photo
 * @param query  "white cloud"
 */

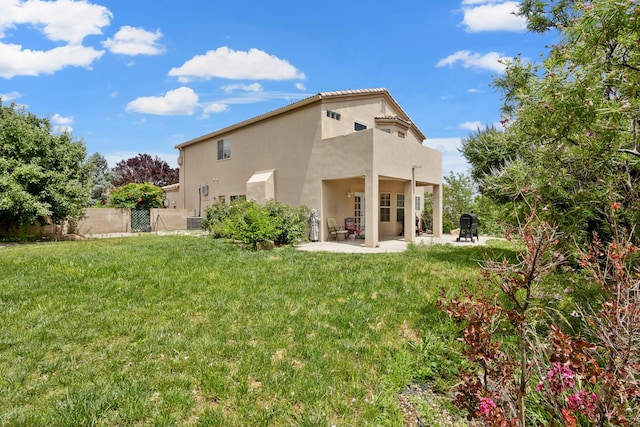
xmin=0 ymin=0 xmax=112 ymax=44
xmin=424 ymin=137 xmax=463 ymax=153
xmin=200 ymin=102 xmax=229 ymax=119
xmin=125 ymin=86 xmax=308 ymax=117
xmin=0 ymin=42 xmax=104 ymax=78
xmin=221 ymin=83 xmax=263 ymax=93
xmin=168 ymin=46 xmax=306 ymax=82
xmin=0 ymin=90 xmax=21 ymax=101
xmin=459 ymin=121 xmax=483 ymax=131
xmin=103 ymin=26 xmax=164 ymax=56
xmin=462 ymin=1 xmax=526 ymax=32
xmin=51 ymin=112 xmax=73 ymax=133
xmin=467 ymin=88 xmax=483 ymax=93
xmin=423 ymin=138 xmax=470 ymax=176
xmin=0 ymin=0 xmax=111 ymax=78
xmin=52 ymin=113 xmax=72 ymax=125
xmin=295 ymin=82 xmax=306 ymax=91
xmin=437 ymin=50 xmax=508 ymax=73
xmin=125 ymin=86 xmax=199 ymax=116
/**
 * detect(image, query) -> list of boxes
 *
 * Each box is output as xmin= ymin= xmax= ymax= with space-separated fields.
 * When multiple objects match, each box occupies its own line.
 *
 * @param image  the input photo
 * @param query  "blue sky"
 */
xmin=0 ymin=0 xmax=554 ymax=175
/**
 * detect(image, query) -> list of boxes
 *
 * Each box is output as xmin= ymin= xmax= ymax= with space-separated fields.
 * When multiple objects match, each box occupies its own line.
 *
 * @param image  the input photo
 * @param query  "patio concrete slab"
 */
xmin=295 ymin=233 xmax=488 ymax=254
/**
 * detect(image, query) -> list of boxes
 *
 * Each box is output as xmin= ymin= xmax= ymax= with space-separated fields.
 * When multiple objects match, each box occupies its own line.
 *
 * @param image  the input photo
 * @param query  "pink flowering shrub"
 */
xmin=439 ymin=207 xmax=640 ymax=425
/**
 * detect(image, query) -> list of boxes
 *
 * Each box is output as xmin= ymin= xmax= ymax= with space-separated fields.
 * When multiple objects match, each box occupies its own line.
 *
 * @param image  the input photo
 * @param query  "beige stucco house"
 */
xmin=168 ymin=88 xmax=442 ymax=248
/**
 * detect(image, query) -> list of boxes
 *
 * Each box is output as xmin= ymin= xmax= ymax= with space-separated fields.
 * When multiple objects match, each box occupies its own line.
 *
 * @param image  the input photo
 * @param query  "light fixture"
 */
xmin=347 ymin=191 xmax=354 ymax=198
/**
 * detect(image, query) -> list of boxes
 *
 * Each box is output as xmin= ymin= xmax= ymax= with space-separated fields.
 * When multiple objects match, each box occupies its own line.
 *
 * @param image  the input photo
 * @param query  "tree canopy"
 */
xmin=107 ymin=182 xmax=165 ymax=210
xmin=461 ymin=0 xmax=640 ymax=248
xmin=87 ymin=152 xmax=112 ymax=205
xmin=0 ymin=102 xmax=91 ymax=233
xmin=441 ymin=172 xmax=476 ymax=233
xmin=111 ymin=153 xmax=178 ymax=187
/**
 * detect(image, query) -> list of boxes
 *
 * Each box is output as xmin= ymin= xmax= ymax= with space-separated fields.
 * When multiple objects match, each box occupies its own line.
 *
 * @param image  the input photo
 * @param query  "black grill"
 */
xmin=456 ymin=213 xmax=478 ymax=243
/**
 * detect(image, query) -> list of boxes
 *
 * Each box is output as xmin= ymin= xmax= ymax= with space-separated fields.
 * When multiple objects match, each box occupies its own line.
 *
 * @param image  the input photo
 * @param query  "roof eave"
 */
xmin=175 ymin=93 xmax=322 ymax=149
xmin=175 ymin=88 xmax=427 ymax=148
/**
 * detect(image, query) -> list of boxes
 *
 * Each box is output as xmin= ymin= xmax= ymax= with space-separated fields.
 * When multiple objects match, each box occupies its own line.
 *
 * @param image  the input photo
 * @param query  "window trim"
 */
xmin=217 ymin=138 xmax=230 ymax=160
xmin=396 ymin=193 xmax=405 ymax=223
xmin=379 ymin=192 xmax=391 ymax=222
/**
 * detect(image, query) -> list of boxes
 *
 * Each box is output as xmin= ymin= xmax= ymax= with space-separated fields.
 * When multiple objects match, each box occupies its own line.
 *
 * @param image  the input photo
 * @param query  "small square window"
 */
xmin=326 ymin=110 xmax=341 ymax=120
xmin=398 ymin=131 xmax=405 ymax=138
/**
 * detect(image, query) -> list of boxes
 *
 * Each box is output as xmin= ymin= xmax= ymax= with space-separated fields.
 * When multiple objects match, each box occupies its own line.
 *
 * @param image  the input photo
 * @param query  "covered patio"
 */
xmin=307 ymin=128 xmax=443 ymax=248
xmin=319 ymin=173 xmax=442 ymax=248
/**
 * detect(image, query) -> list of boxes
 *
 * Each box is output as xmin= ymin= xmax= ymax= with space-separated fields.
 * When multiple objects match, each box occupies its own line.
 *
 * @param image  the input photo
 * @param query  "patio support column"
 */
xmin=320 ymin=180 xmax=329 ymax=242
xmin=432 ymin=183 xmax=443 ymax=237
xmin=404 ymin=180 xmax=415 ymax=243
xmin=364 ymin=173 xmax=379 ymax=248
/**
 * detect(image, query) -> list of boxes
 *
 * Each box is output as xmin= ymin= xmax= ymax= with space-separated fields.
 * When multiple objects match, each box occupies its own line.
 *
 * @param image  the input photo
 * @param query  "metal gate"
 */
xmin=131 ymin=209 xmax=151 ymax=232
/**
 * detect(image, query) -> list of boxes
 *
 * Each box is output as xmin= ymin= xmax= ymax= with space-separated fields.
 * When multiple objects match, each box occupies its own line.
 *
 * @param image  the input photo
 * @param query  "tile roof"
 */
xmin=176 ymin=88 xmax=424 ymax=148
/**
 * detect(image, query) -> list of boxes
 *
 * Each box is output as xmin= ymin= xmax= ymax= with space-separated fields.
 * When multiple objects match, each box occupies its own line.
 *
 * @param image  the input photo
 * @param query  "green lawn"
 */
xmin=0 ymin=235 xmax=506 ymax=426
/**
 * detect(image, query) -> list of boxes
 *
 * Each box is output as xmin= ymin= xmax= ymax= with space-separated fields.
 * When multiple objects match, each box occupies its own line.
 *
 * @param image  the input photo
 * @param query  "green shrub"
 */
xmin=235 ymin=201 xmax=280 ymax=246
xmin=107 ymin=182 xmax=164 ymax=209
xmin=263 ymin=200 xmax=310 ymax=245
xmin=202 ymin=200 xmax=309 ymax=248
xmin=201 ymin=201 xmax=234 ymax=238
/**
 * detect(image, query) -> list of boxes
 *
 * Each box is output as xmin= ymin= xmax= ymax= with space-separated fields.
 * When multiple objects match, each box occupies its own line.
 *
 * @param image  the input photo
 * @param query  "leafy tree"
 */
xmin=86 ymin=152 xmax=112 ymax=205
xmin=519 ymin=0 xmax=579 ymax=33
xmin=423 ymin=171 xmax=476 ymax=234
xmin=442 ymin=171 xmax=476 ymax=233
xmin=107 ymin=182 xmax=164 ymax=209
xmin=461 ymin=0 xmax=640 ymax=249
xmin=0 ymin=101 xmax=91 ymax=235
xmin=111 ymin=153 xmax=178 ymax=187
xmin=472 ymin=194 xmax=510 ymax=237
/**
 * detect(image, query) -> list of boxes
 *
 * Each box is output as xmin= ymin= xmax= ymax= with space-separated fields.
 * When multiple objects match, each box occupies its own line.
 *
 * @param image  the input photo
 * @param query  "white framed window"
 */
xmin=326 ymin=110 xmax=341 ymax=120
xmin=380 ymin=192 xmax=391 ymax=222
xmin=380 ymin=128 xmax=391 ymax=134
xmin=415 ymin=196 xmax=421 ymax=211
xmin=354 ymin=121 xmax=367 ymax=132
xmin=230 ymin=194 xmax=246 ymax=202
xmin=217 ymin=138 xmax=230 ymax=160
xmin=396 ymin=194 xmax=405 ymax=223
